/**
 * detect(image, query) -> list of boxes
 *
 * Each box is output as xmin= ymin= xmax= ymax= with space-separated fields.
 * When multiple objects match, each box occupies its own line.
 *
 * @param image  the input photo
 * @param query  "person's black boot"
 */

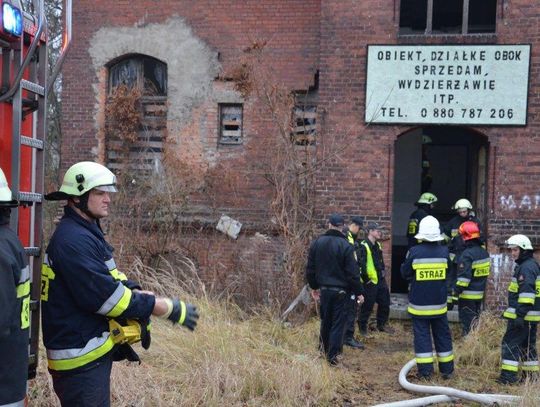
xmin=359 ymin=324 xmax=368 ymax=336
xmin=377 ymin=324 xmax=395 ymax=334
xmin=496 ymin=375 xmax=519 ymax=385
xmin=344 ymin=337 xmax=365 ymax=349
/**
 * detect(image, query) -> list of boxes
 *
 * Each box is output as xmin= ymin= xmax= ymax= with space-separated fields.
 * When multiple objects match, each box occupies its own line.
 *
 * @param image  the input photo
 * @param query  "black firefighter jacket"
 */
xmin=0 ymin=212 xmax=29 ymax=405
xmin=503 ymin=253 xmax=540 ymax=322
xmin=454 ymin=240 xmax=490 ymax=301
xmin=41 ymin=206 xmax=155 ymax=373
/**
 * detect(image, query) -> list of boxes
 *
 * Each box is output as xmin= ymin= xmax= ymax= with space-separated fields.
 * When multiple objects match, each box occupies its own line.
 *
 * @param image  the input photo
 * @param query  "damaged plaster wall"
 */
xmin=88 ymin=17 xmax=222 ymax=163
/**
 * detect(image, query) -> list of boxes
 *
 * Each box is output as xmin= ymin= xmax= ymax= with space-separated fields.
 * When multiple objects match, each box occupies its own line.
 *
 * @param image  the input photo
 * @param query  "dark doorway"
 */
xmin=390 ymin=127 xmax=489 ymax=293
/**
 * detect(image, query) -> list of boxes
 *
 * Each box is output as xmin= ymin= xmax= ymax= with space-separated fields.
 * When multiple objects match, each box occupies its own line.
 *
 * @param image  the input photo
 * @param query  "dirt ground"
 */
xmin=329 ymin=319 xmax=522 ymax=407
xmin=334 ymin=321 xmax=419 ymax=406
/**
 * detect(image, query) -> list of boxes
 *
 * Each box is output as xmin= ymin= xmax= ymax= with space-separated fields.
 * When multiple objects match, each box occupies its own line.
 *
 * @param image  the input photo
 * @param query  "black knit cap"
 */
xmin=328 ymin=214 xmax=345 ymax=227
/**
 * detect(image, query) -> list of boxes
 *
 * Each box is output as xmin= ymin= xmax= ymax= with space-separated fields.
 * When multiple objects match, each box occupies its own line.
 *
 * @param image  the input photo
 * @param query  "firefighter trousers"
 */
xmin=51 ymin=354 xmax=113 ymax=407
xmin=458 ymin=299 xmax=482 ymax=336
xmin=319 ymin=288 xmax=349 ymax=364
xmin=500 ymin=319 xmax=539 ymax=382
xmin=412 ymin=316 xmax=454 ymax=377
xmin=358 ymin=279 xmax=390 ymax=330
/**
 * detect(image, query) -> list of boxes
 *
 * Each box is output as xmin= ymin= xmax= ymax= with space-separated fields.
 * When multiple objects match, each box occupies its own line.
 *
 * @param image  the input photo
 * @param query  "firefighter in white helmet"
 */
xmin=0 ymin=167 xmax=30 ymax=407
xmin=498 ymin=234 xmax=539 ymax=384
xmin=442 ymin=198 xmax=483 ymax=311
xmin=406 ymin=192 xmax=438 ymax=249
xmin=401 ymin=215 xmax=454 ymax=380
xmin=42 ymin=162 xmax=199 ymax=406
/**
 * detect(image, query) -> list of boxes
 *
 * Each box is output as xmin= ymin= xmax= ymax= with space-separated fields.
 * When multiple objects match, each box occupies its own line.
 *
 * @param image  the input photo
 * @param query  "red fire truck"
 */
xmin=0 ymin=0 xmax=70 ymax=381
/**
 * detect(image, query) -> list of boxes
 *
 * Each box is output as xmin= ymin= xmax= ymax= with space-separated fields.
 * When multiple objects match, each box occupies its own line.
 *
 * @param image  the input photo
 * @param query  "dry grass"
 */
xmin=28 ymin=257 xmax=341 ymax=406
xmin=29 ymin=302 xmax=339 ymax=406
xmin=25 ymin=263 xmax=540 ymax=407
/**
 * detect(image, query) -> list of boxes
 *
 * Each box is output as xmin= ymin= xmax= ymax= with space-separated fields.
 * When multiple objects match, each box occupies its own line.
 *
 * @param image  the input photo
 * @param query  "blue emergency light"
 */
xmin=2 ymin=2 xmax=23 ymax=37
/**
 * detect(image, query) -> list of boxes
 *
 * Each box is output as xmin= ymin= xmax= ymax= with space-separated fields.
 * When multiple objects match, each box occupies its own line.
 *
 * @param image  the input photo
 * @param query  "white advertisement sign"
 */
xmin=365 ymin=45 xmax=530 ymax=125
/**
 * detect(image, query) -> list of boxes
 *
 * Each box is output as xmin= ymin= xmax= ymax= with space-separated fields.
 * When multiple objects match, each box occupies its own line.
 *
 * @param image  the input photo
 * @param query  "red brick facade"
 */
xmin=62 ymin=1 xmax=539 ymax=309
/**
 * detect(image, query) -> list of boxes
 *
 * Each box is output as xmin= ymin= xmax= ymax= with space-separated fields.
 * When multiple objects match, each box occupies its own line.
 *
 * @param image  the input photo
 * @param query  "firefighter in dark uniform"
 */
xmin=0 ymin=168 xmax=30 ymax=407
xmin=42 ymin=162 xmax=199 ymax=406
xmin=306 ymin=214 xmax=364 ymax=365
xmin=343 ymin=216 xmax=365 ymax=349
xmin=401 ymin=215 xmax=454 ymax=380
xmin=358 ymin=222 xmax=392 ymax=335
xmin=442 ymin=198 xmax=483 ymax=310
xmin=407 ymin=192 xmax=437 ymax=249
xmin=498 ymin=234 xmax=540 ymax=385
xmin=453 ymin=221 xmax=490 ymax=336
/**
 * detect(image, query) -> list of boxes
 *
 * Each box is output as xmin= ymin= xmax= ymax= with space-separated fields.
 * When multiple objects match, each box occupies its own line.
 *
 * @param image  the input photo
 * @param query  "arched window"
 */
xmin=105 ymin=55 xmax=168 ymax=176
xmin=109 ymin=54 xmax=167 ymax=96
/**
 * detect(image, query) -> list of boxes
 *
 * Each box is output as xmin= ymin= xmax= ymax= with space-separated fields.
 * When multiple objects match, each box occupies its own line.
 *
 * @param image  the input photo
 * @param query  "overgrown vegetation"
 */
xmin=28 ymin=259 xmax=341 ymax=406
xmin=28 ymin=272 xmax=539 ymax=406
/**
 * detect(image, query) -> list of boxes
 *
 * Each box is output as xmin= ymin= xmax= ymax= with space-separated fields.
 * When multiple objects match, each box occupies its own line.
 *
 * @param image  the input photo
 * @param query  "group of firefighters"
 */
xmin=1 ymin=162 xmax=539 ymax=406
xmin=306 ymin=192 xmax=540 ymax=385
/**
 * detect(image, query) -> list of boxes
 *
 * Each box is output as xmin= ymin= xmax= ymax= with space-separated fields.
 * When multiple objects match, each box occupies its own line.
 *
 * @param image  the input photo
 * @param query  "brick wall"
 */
xmin=62 ymin=0 xmax=540 ymax=310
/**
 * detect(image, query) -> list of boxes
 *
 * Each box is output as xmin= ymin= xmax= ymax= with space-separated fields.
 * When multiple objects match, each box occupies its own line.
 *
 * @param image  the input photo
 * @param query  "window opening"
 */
xmin=399 ymin=0 xmax=496 ymax=35
xmin=292 ymin=105 xmax=317 ymax=146
xmin=219 ymin=104 xmax=243 ymax=145
xmin=106 ymin=55 xmax=168 ymax=175
xmin=109 ymin=55 xmax=167 ymax=96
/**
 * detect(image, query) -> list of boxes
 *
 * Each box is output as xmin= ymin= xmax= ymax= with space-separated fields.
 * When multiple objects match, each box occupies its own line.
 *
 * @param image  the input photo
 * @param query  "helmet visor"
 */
xmin=94 ymin=185 xmax=118 ymax=193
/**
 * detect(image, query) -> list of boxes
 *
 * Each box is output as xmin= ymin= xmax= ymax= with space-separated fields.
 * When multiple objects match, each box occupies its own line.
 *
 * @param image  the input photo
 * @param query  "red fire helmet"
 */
xmin=458 ymin=221 xmax=480 ymax=241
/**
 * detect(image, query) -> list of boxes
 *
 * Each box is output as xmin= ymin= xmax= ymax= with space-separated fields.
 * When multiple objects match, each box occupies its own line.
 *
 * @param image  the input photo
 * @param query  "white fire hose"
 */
xmin=372 ymin=359 xmax=522 ymax=407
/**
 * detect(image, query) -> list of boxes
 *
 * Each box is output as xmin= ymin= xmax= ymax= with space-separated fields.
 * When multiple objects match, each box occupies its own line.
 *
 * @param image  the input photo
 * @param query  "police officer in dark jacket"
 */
xmin=498 ymin=234 xmax=540 ymax=384
xmin=343 ymin=216 xmax=365 ymax=349
xmin=401 ymin=216 xmax=454 ymax=380
xmin=453 ymin=221 xmax=490 ymax=336
xmin=306 ymin=214 xmax=364 ymax=365
xmin=0 ymin=168 xmax=30 ymax=407
xmin=407 ymin=192 xmax=437 ymax=249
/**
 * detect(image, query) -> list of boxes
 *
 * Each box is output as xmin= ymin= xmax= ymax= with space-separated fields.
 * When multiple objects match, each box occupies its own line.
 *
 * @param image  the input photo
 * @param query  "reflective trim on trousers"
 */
xmin=47 ymin=331 xmax=114 ymax=371
xmin=415 ymin=352 xmax=434 ymax=364
xmin=522 ymin=361 xmax=540 ymax=372
xmin=501 ymin=359 xmax=519 ymax=372
xmin=437 ymin=350 xmax=454 ymax=363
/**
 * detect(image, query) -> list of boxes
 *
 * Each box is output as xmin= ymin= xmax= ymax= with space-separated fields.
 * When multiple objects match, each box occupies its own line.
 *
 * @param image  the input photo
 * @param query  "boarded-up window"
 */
xmin=106 ymin=55 xmax=167 ymax=175
xmin=219 ymin=104 xmax=243 ymax=145
xmin=292 ymin=105 xmax=316 ymax=146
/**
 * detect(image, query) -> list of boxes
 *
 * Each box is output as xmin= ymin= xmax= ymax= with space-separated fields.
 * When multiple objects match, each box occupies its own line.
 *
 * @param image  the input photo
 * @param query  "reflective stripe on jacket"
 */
xmin=455 ymin=243 xmax=490 ymax=300
xmin=401 ymin=242 xmax=450 ymax=318
xmin=502 ymin=256 xmax=540 ymax=322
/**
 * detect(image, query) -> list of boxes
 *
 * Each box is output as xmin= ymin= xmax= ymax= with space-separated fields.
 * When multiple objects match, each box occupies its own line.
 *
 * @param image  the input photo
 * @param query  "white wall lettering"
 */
xmin=499 ymin=194 xmax=540 ymax=211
